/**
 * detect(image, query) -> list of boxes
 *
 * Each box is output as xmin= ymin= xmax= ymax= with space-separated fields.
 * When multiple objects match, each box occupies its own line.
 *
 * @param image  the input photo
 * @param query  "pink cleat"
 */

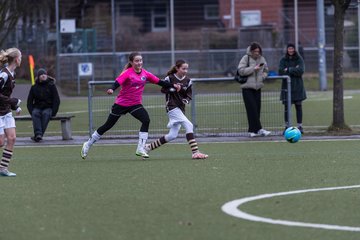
xmin=192 ymin=152 xmax=209 ymax=159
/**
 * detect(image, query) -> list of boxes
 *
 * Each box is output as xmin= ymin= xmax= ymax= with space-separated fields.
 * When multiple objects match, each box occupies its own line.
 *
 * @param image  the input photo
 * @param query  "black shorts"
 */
xmin=110 ymin=104 xmax=145 ymax=116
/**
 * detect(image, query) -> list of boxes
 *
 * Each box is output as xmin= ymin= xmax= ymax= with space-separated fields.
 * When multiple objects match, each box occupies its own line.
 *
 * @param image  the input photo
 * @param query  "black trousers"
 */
xmin=97 ymin=104 xmax=150 ymax=135
xmin=284 ymin=101 xmax=303 ymax=125
xmin=242 ymin=88 xmax=262 ymax=133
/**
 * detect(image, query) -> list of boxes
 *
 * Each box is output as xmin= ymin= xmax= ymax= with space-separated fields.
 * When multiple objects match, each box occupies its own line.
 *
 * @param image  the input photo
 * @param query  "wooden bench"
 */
xmin=15 ymin=115 xmax=75 ymax=140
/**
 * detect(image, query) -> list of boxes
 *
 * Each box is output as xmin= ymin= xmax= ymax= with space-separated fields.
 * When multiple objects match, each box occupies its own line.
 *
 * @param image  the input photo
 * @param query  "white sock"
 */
xmin=137 ymin=132 xmax=148 ymax=150
xmin=88 ymin=131 xmax=101 ymax=146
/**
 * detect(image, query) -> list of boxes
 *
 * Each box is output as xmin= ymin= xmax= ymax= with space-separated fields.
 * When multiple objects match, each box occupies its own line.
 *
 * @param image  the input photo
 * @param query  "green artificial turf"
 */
xmin=1 ymin=140 xmax=360 ymax=240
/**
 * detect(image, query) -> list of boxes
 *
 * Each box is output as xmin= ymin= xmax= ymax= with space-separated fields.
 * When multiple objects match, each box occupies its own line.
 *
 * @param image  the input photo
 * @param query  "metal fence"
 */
xmin=87 ymin=76 xmax=291 ymax=138
xmin=58 ymin=46 xmax=356 ymax=90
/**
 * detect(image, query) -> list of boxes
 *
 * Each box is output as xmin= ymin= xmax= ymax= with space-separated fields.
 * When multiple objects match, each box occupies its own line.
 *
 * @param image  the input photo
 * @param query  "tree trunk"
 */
xmin=329 ymin=0 xmax=351 ymax=131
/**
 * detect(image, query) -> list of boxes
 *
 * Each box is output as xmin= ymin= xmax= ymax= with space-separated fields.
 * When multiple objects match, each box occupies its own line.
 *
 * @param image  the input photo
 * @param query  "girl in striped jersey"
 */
xmin=81 ymin=52 xmax=180 ymax=159
xmin=0 ymin=48 xmax=22 ymax=177
xmin=145 ymin=59 xmax=208 ymax=159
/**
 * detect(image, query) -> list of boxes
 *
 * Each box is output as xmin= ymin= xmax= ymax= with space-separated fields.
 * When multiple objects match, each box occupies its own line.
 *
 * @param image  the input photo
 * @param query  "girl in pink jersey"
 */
xmin=81 ymin=52 xmax=180 ymax=159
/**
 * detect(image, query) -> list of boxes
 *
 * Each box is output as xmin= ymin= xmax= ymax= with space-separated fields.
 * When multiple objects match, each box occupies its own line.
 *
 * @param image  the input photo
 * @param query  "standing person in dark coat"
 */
xmin=27 ymin=68 xmax=60 ymax=142
xmin=279 ymin=43 xmax=307 ymax=133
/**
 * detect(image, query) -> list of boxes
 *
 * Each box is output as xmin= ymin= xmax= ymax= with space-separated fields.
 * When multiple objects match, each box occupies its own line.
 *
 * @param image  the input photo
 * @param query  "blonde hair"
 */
xmin=0 ymin=48 xmax=21 ymax=67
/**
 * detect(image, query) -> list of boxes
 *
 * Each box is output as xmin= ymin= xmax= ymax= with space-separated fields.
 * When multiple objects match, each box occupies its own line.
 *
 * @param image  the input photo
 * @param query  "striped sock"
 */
xmin=149 ymin=136 xmax=166 ymax=150
xmin=0 ymin=149 xmax=13 ymax=169
xmin=186 ymin=133 xmax=199 ymax=154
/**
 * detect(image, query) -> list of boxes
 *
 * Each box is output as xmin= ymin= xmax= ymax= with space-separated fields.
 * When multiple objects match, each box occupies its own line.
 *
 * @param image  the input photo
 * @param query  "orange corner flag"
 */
xmin=28 ymin=55 xmax=35 ymax=85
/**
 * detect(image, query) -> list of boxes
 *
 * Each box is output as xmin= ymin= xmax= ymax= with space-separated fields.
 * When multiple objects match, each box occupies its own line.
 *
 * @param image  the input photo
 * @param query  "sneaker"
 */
xmin=81 ymin=142 xmax=90 ymax=159
xmin=31 ymin=135 xmax=42 ymax=142
xmin=192 ymin=152 xmax=209 ymax=159
xmin=35 ymin=135 xmax=43 ymax=141
xmin=0 ymin=168 xmax=16 ymax=177
xmin=258 ymin=129 xmax=271 ymax=136
xmin=298 ymin=126 xmax=304 ymax=134
xmin=248 ymin=132 xmax=259 ymax=137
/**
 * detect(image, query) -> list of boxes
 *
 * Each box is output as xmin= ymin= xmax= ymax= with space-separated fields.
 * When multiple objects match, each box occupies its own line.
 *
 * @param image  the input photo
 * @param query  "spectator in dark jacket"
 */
xmin=278 ymin=43 xmax=307 ymax=134
xmin=27 ymin=68 xmax=60 ymax=142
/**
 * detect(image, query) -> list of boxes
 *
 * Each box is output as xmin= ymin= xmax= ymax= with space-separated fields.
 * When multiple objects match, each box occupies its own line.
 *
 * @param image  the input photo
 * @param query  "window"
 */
xmin=151 ymin=4 xmax=168 ymax=32
xmin=118 ymin=2 xmax=134 ymax=16
xmin=204 ymin=5 xmax=219 ymax=20
xmin=241 ymin=10 xmax=261 ymax=27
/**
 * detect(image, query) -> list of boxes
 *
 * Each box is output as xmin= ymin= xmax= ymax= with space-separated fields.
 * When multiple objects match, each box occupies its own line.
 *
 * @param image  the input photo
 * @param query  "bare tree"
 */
xmin=0 ymin=1 xmax=21 ymax=47
xmin=329 ymin=0 xmax=351 ymax=132
xmin=0 ymin=0 xmax=54 ymax=47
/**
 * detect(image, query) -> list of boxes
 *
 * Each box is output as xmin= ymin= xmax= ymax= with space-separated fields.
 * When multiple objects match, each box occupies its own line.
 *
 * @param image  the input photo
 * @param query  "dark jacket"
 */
xmin=278 ymin=51 xmax=307 ymax=103
xmin=27 ymin=76 xmax=60 ymax=116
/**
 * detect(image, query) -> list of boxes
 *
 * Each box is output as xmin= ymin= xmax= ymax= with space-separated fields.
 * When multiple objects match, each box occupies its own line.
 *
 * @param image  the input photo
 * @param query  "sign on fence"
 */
xmin=77 ymin=62 xmax=94 ymax=95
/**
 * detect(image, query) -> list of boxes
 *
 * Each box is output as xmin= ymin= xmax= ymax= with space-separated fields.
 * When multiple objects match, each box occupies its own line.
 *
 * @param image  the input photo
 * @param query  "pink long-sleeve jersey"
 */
xmin=114 ymin=68 xmax=160 ymax=106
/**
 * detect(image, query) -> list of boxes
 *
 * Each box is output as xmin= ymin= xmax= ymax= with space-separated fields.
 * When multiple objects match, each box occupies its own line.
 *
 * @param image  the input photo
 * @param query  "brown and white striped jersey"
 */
xmin=161 ymin=74 xmax=192 ymax=113
xmin=0 ymin=67 xmax=18 ymax=116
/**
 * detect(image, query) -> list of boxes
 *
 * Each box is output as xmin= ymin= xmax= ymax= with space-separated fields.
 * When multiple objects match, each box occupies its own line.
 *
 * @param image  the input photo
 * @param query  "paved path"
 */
xmin=14 ymin=134 xmax=360 ymax=147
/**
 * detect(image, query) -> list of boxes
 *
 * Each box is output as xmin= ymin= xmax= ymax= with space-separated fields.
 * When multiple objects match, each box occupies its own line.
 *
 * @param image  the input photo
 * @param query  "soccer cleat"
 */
xmin=192 ymin=152 xmax=208 ymax=159
xmin=136 ymin=149 xmax=149 ymax=158
xmin=258 ymin=129 xmax=271 ymax=136
xmin=81 ymin=142 xmax=90 ymax=159
xmin=0 ymin=168 xmax=16 ymax=177
xmin=144 ymin=144 xmax=151 ymax=154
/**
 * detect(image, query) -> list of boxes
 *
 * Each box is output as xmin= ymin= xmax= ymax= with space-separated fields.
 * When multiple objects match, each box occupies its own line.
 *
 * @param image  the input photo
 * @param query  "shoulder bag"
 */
xmin=234 ymin=55 xmax=250 ymax=84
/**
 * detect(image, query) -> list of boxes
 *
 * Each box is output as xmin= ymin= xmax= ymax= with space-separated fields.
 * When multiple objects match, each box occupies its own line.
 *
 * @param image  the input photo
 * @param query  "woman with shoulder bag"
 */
xmin=237 ymin=42 xmax=270 ymax=137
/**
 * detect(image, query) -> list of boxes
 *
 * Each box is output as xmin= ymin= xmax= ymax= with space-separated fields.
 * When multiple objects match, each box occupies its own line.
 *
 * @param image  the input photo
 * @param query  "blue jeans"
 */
xmin=31 ymin=108 xmax=52 ymax=136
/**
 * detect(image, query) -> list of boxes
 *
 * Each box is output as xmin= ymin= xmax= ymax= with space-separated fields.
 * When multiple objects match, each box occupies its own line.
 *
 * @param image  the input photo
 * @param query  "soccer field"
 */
xmin=2 ymin=140 xmax=360 ymax=240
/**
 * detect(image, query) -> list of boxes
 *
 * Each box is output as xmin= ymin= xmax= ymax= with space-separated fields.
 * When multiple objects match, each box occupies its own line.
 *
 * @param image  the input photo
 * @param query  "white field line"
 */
xmin=222 ymin=185 xmax=360 ymax=232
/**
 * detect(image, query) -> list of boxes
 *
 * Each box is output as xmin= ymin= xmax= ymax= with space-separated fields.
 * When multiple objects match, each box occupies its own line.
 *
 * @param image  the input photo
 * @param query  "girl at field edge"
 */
xmin=144 ymin=59 xmax=208 ymax=159
xmin=81 ymin=52 xmax=181 ymax=159
xmin=0 ymin=48 xmax=22 ymax=177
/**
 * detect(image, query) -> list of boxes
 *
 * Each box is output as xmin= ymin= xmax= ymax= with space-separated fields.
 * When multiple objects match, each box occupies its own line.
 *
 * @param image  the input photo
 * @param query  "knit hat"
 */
xmin=286 ymin=43 xmax=296 ymax=49
xmin=37 ymin=68 xmax=47 ymax=78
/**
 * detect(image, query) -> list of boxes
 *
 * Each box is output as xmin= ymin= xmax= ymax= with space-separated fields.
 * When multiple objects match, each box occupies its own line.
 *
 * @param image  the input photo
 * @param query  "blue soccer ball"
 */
xmin=284 ymin=127 xmax=301 ymax=143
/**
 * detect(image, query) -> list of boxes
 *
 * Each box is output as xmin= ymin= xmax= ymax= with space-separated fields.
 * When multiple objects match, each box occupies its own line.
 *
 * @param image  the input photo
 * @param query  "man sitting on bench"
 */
xmin=27 ymin=68 xmax=60 ymax=142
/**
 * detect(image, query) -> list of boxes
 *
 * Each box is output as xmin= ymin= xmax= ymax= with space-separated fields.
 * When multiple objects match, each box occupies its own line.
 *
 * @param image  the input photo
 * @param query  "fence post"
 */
xmin=88 ymin=81 xmax=94 ymax=137
xmin=286 ymin=75 xmax=292 ymax=128
xmin=191 ymin=81 xmax=197 ymax=134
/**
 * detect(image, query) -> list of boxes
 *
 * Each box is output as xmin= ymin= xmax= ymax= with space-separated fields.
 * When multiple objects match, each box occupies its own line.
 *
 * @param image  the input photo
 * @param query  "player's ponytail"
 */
xmin=0 ymin=48 xmax=21 ymax=67
xmin=0 ymin=50 xmax=9 ymax=66
xmin=167 ymin=59 xmax=186 ymax=76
